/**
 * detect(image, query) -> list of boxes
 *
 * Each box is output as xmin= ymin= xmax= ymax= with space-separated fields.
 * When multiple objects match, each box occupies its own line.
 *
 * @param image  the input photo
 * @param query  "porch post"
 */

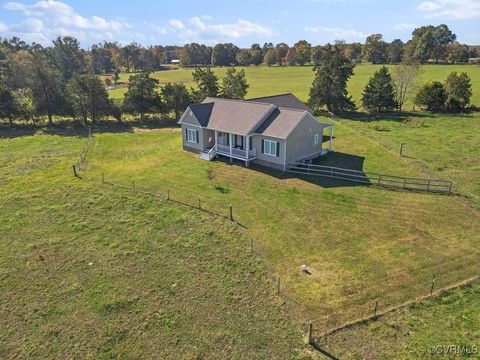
xmin=229 ymin=133 xmax=233 ymax=162
xmin=245 ymin=135 xmax=250 ymax=167
xmin=329 ymin=126 xmax=334 ymax=151
xmin=214 ymin=130 xmax=218 ymax=147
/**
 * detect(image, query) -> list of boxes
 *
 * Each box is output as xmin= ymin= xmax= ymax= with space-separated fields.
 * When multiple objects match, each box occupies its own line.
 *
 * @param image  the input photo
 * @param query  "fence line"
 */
xmin=76 ymin=170 xmax=478 ymax=355
xmin=286 ymin=163 xmax=454 ymax=194
xmin=74 ymin=127 xmax=93 ymax=176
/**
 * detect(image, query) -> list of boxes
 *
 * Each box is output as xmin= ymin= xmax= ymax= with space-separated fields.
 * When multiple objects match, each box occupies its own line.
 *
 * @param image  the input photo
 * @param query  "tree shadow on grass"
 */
xmin=340 ymin=111 xmax=436 ymax=123
xmin=218 ymin=151 xmax=370 ymax=189
xmin=0 ymin=118 xmax=180 ymax=139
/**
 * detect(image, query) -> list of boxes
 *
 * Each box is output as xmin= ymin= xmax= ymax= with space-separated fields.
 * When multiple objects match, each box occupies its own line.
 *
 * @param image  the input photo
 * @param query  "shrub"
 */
xmin=415 ymin=81 xmax=447 ymax=112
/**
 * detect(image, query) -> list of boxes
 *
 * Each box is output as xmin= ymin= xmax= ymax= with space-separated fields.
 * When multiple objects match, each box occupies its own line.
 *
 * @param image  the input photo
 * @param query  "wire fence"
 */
xmin=72 ymin=135 xmax=480 ymax=354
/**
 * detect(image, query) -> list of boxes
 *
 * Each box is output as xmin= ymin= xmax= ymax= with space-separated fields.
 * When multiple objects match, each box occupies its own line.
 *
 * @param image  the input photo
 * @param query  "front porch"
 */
xmin=200 ymin=130 xmax=256 ymax=164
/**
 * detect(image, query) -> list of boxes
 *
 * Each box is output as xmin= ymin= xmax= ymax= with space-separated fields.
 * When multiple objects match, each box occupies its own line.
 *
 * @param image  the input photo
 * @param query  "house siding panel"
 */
xmin=181 ymin=124 xmax=204 ymax=152
xmin=251 ymin=135 xmax=285 ymax=168
xmin=285 ymin=113 xmax=327 ymax=164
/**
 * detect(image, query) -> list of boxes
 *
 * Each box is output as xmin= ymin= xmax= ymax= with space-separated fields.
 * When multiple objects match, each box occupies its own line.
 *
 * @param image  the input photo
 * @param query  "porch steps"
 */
xmin=198 ymin=151 xmax=211 ymax=161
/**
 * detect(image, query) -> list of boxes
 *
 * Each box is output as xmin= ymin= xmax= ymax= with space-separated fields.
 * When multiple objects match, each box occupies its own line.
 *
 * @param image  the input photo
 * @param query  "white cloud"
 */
xmin=417 ymin=0 xmax=480 ymax=19
xmin=0 ymin=22 xmax=8 ymax=32
xmin=169 ymin=18 xmax=185 ymax=30
xmin=4 ymin=0 xmax=129 ymax=30
xmin=188 ymin=17 xmax=274 ymax=38
xmin=394 ymin=23 xmax=417 ymax=30
xmin=305 ymin=26 xmax=367 ymax=40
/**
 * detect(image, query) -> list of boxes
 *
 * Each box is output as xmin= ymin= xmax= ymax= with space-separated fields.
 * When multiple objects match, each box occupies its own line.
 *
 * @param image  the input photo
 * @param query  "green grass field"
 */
xmin=338 ymin=112 xmax=480 ymax=198
xmin=0 ymin=135 xmax=309 ymax=359
xmin=320 ymin=281 xmax=480 ymax=359
xmin=109 ymin=64 xmax=480 ymax=109
xmin=83 ymin=117 xmax=480 ymax=335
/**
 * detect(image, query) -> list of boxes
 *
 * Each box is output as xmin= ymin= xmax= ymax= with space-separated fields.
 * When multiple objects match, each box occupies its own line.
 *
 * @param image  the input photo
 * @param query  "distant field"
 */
xmin=109 ymin=64 xmax=480 ymax=108
xmin=86 ymin=121 xmax=480 ymax=334
xmin=0 ymin=135 xmax=306 ymax=359
xmin=321 ymin=281 xmax=480 ymax=359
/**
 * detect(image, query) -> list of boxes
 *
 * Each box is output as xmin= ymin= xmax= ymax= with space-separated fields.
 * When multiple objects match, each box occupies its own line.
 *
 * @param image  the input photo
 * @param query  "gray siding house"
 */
xmin=178 ymin=93 xmax=334 ymax=170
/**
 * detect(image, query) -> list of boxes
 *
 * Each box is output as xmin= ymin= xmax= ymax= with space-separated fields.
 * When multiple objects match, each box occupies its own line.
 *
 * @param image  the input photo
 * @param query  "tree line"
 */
xmin=308 ymin=43 xmax=473 ymax=114
xmin=0 ymin=36 xmax=250 ymax=126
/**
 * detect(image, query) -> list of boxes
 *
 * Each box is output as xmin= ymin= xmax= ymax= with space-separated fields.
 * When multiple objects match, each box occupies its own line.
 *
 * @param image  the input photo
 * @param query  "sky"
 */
xmin=0 ymin=0 xmax=479 ymax=48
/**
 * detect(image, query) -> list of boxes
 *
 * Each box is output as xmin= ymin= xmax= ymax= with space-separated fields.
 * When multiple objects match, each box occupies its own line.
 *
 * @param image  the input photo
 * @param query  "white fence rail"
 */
xmin=287 ymin=163 xmax=453 ymax=194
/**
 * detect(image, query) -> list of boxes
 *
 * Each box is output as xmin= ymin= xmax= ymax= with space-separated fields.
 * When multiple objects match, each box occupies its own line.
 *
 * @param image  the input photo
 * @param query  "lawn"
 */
xmin=319 ymin=281 xmax=480 ymax=359
xmin=109 ymin=64 xmax=480 ymax=109
xmin=338 ymin=112 xmax=480 ymax=198
xmin=0 ymin=134 xmax=308 ymax=359
xmin=85 ymin=120 xmax=480 ymax=335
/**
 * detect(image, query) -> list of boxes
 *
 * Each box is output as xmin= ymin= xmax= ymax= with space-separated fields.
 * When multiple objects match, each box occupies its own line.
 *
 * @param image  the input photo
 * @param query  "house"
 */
xmin=178 ymin=93 xmax=334 ymax=171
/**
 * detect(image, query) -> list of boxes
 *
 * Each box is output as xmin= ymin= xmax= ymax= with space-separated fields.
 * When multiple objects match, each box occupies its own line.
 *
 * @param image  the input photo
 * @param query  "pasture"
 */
xmin=85 ymin=117 xmax=480 ymax=334
xmin=0 ymin=135 xmax=306 ymax=359
xmin=109 ymin=64 xmax=480 ymax=109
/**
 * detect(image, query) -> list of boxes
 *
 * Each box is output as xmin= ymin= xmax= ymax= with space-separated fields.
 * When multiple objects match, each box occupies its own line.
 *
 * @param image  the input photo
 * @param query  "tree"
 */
xmin=408 ymin=25 xmax=456 ymax=63
xmin=264 ymin=49 xmax=277 ymax=66
xmin=0 ymin=84 xmax=18 ymax=126
xmin=236 ymin=49 xmax=251 ymax=66
xmin=293 ymin=40 xmax=311 ymax=66
xmin=444 ymin=72 xmax=472 ymax=112
xmin=415 ymin=81 xmax=447 ymax=112
xmin=123 ymin=71 xmax=161 ymax=120
xmin=52 ymin=36 xmax=87 ymax=80
xmin=179 ymin=47 xmax=192 ymax=68
xmin=446 ymin=42 xmax=469 ymax=64
xmin=220 ymin=68 xmax=249 ymax=99
xmin=387 ymin=39 xmax=404 ymax=63
xmin=285 ymin=47 xmax=297 ymax=65
xmin=161 ymin=83 xmax=191 ymax=120
xmin=68 ymin=74 xmax=110 ymax=124
xmin=309 ymin=44 xmax=356 ymax=113
xmin=392 ymin=62 xmax=421 ymax=111
xmin=192 ymin=67 xmax=219 ymax=100
xmin=15 ymin=49 xmax=66 ymax=125
xmin=362 ymin=34 xmax=388 ymax=64
xmin=211 ymin=43 xmax=239 ymax=66
xmin=361 ymin=66 xmax=397 ymax=112
xmin=248 ymin=44 xmax=263 ymax=66
xmin=275 ymin=43 xmax=289 ymax=65
xmin=90 ymin=42 xmax=115 ymax=74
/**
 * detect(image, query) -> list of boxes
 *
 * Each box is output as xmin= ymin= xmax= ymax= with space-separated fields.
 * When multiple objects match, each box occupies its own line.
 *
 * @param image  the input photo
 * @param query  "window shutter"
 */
xmin=249 ymin=138 xmax=253 ymax=151
xmin=261 ymin=139 xmax=265 ymax=154
xmin=276 ymin=142 xmax=280 ymax=157
xmin=185 ymin=128 xmax=188 ymax=139
xmin=195 ymin=130 xmax=199 ymax=143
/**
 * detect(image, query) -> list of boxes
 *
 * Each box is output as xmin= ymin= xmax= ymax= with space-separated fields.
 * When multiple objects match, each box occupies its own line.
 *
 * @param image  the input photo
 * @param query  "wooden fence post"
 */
xmin=198 ymin=199 xmax=202 ymax=210
xmin=72 ymin=165 xmax=77 ymax=177
xmin=250 ymin=237 xmax=253 ymax=254
xmin=427 ymin=180 xmax=431 ymax=191
xmin=307 ymin=321 xmax=313 ymax=344
xmin=102 ymin=172 xmax=105 ymax=184
xmin=400 ymin=143 xmax=405 ymax=156
xmin=229 ymin=205 xmax=233 ymax=221
xmin=277 ymin=276 xmax=281 ymax=295
xmin=167 ymin=189 xmax=170 ymax=201
xmin=132 ymin=179 xmax=135 ymax=190
xmin=430 ymin=277 xmax=436 ymax=295
xmin=373 ymin=300 xmax=379 ymax=318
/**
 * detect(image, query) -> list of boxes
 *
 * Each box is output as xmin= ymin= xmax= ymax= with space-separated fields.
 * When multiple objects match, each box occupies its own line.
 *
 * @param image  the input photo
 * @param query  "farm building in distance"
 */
xmin=178 ymin=93 xmax=334 ymax=170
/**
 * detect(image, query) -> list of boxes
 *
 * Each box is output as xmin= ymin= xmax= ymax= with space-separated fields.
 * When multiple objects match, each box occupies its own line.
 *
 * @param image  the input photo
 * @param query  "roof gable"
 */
xmin=201 ymin=97 xmax=275 ymax=135
xmin=189 ymin=102 xmax=213 ymax=127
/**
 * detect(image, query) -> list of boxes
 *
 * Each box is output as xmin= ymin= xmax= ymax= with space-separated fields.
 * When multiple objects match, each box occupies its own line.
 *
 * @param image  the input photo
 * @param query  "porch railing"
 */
xmin=216 ymin=144 xmax=256 ymax=159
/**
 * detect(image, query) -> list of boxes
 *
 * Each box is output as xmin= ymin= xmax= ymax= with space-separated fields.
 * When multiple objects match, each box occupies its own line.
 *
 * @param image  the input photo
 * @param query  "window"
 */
xmin=263 ymin=139 xmax=278 ymax=157
xmin=314 ymin=133 xmax=320 ymax=144
xmin=186 ymin=128 xmax=198 ymax=143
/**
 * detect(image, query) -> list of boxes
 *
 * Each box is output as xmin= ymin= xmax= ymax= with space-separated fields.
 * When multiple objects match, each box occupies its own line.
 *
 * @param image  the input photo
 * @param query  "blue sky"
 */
xmin=0 ymin=0 xmax=479 ymax=47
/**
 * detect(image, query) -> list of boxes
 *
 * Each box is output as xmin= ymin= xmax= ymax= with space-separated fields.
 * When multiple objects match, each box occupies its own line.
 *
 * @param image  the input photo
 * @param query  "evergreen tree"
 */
xmin=220 ymin=68 xmax=249 ymax=99
xmin=444 ymin=72 xmax=472 ymax=112
xmin=361 ymin=66 xmax=397 ymax=112
xmin=309 ymin=44 xmax=356 ymax=113
xmin=415 ymin=81 xmax=447 ymax=112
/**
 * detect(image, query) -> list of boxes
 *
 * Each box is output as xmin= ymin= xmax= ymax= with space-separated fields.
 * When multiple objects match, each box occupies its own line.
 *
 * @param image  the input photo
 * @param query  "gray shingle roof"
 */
xmin=201 ymin=97 xmax=275 ymax=135
xmin=255 ymin=107 xmax=307 ymax=138
xmin=246 ymin=93 xmax=311 ymax=112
